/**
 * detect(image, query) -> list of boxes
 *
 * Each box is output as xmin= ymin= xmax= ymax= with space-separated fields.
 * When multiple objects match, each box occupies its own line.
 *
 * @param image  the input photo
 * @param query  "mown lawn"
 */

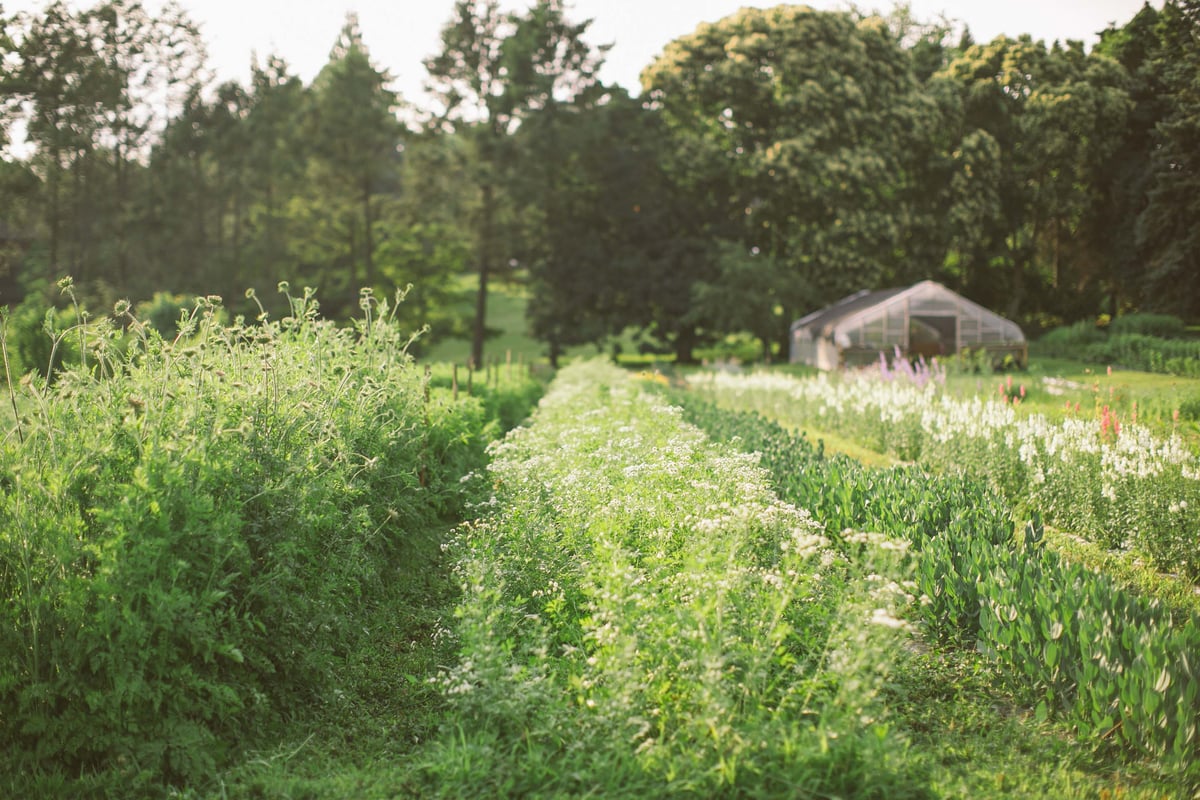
xmin=421 ymin=272 xmax=549 ymax=365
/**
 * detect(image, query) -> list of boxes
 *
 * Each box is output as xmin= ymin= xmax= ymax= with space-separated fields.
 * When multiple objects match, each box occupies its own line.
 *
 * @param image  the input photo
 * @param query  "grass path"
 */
xmin=181 ymin=524 xmax=459 ymax=798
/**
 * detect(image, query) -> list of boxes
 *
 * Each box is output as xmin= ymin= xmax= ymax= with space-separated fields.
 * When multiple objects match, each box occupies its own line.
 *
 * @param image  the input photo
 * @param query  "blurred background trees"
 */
xmin=0 ymin=0 xmax=1196 ymax=361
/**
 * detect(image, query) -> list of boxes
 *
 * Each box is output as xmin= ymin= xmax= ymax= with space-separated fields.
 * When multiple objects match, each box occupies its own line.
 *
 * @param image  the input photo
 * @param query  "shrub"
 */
xmin=1108 ymin=313 xmax=1187 ymax=339
xmin=1034 ymin=315 xmax=1200 ymax=377
xmin=1036 ymin=320 xmax=1106 ymax=356
xmin=690 ymin=369 xmax=1200 ymax=579
xmin=1082 ymin=334 xmax=1200 ymax=377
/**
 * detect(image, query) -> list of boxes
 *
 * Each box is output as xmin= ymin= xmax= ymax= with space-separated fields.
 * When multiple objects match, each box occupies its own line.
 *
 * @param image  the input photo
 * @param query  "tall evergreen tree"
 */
xmin=425 ymin=0 xmax=605 ymax=368
xmin=307 ymin=13 xmax=402 ymax=307
xmin=516 ymin=90 xmax=706 ymax=364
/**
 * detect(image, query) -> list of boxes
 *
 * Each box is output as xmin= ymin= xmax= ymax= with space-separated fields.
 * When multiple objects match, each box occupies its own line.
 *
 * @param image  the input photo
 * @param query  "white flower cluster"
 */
xmin=696 ymin=369 xmax=1200 ymax=484
xmin=694 ymin=369 xmax=1200 ymax=566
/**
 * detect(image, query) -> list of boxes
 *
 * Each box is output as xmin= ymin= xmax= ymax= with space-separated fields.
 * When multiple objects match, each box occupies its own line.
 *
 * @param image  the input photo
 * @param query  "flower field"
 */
xmin=4 ymin=329 xmax=1198 ymax=796
xmin=415 ymin=360 xmax=926 ymax=797
xmin=691 ymin=369 xmax=1200 ymax=579
xmin=665 ymin=390 xmax=1200 ymax=784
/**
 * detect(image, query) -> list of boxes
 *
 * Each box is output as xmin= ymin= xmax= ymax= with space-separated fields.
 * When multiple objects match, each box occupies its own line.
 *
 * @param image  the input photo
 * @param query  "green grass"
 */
xmin=1043 ymin=526 xmax=1200 ymax=622
xmin=174 ymin=525 xmax=458 ymax=799
xmin=421 ymin=272 xmax=548 ymax=365
xmin=420 ymin=271 xmax=613 ymax=366
xmin=887 ymin=647 xmax=1173 ymax=799
xmin=772 ymin=417 xmax=901 ymax=469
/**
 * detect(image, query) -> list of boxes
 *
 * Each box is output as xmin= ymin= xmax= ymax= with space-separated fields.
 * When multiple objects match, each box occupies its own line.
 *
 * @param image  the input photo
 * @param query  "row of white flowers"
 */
xmin=434 ymin=360 xmax=921 ymax=792
xmin=694 ymin=369 xmax=1200 ymax=577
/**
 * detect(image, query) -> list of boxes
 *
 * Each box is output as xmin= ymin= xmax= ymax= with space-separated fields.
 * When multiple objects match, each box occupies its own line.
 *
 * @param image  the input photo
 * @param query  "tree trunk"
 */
xmin=362 ymin=175 xmax=374 ymax=288
xmin=1005 ymin=230 xmax=1029 ymax=321
xmin=471 ymin=181 xmax=495 ymax=370
xmin=1007 ymin=256 xmax=1024 ymax=320
xmin=673 ymin=325 xmax=698 ymax=365
xmin=347 ymin=221 xmax=359 ymax=294
xmin=48 ymin=148 xmax=61 ymax=275
xmin=115 ymin=139 xmax=129 ymax=286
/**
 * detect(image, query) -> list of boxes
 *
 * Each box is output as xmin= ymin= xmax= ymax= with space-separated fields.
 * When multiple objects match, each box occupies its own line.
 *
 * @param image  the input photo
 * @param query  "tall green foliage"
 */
xmin=642 ymin=7 xmax=941 ymax=310
xmin=305 ymin=14 xmax=402 ymax=304
xmin=0 ymin=287 xmax=533 ymax=790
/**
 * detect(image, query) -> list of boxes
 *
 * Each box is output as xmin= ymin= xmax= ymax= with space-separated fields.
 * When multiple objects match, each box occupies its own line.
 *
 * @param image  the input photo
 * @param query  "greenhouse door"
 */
xmin=909 ymin=314 xmax=957 ymax=358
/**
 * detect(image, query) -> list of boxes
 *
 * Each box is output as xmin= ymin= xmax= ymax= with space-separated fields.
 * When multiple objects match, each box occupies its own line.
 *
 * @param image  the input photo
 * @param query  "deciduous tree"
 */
xmin=1136 ymin=0 xmax=1200 ymax=317
xmin=642 ymin=7 xmax=939 ymax=313
xmin=935 ymin=35 xmax=1129 ymax=320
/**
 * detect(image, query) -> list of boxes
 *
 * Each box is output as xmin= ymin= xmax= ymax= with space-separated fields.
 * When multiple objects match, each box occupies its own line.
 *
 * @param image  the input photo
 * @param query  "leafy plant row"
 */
xmin=1038 ymin=315 xmax=1200 ymax=378
xmin=1077 ymin=335 xmax=1200 ymax=378
xmin=0 ymin=288 xmax=542 ymax=792
xmin=417 ymin=360 xmax=929 ymax=798
xmin=695 ymin=370 xmax=1200 ymax=580
xmin=668 ymin=391 xmax=1200 ymax=784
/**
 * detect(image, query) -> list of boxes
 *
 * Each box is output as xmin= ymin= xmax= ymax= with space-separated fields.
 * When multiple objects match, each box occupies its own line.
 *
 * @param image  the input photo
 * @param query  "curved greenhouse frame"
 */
xmin=790 ymin=281 xmax=1026 ymax=369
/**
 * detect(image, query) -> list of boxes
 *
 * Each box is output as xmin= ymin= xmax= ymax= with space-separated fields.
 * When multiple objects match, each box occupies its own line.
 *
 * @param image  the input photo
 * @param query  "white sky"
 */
xmin=5 ymin=0 xmax=1157 ymax=105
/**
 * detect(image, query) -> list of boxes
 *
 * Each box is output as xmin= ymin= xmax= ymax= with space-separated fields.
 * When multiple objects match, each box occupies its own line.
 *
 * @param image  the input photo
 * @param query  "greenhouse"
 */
xmin=789 ymin=280 xmax=1026 ymax=370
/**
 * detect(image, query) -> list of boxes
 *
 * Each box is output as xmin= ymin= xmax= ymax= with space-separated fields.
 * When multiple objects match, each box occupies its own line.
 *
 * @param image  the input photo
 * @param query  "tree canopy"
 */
xmin=0 ymin=0 xmax=1196 ymax=362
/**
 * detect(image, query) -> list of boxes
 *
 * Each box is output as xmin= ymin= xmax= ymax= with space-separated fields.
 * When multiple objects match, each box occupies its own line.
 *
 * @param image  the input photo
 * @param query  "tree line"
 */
xmin=0 ymin=0 xmax=1197 ymax=364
